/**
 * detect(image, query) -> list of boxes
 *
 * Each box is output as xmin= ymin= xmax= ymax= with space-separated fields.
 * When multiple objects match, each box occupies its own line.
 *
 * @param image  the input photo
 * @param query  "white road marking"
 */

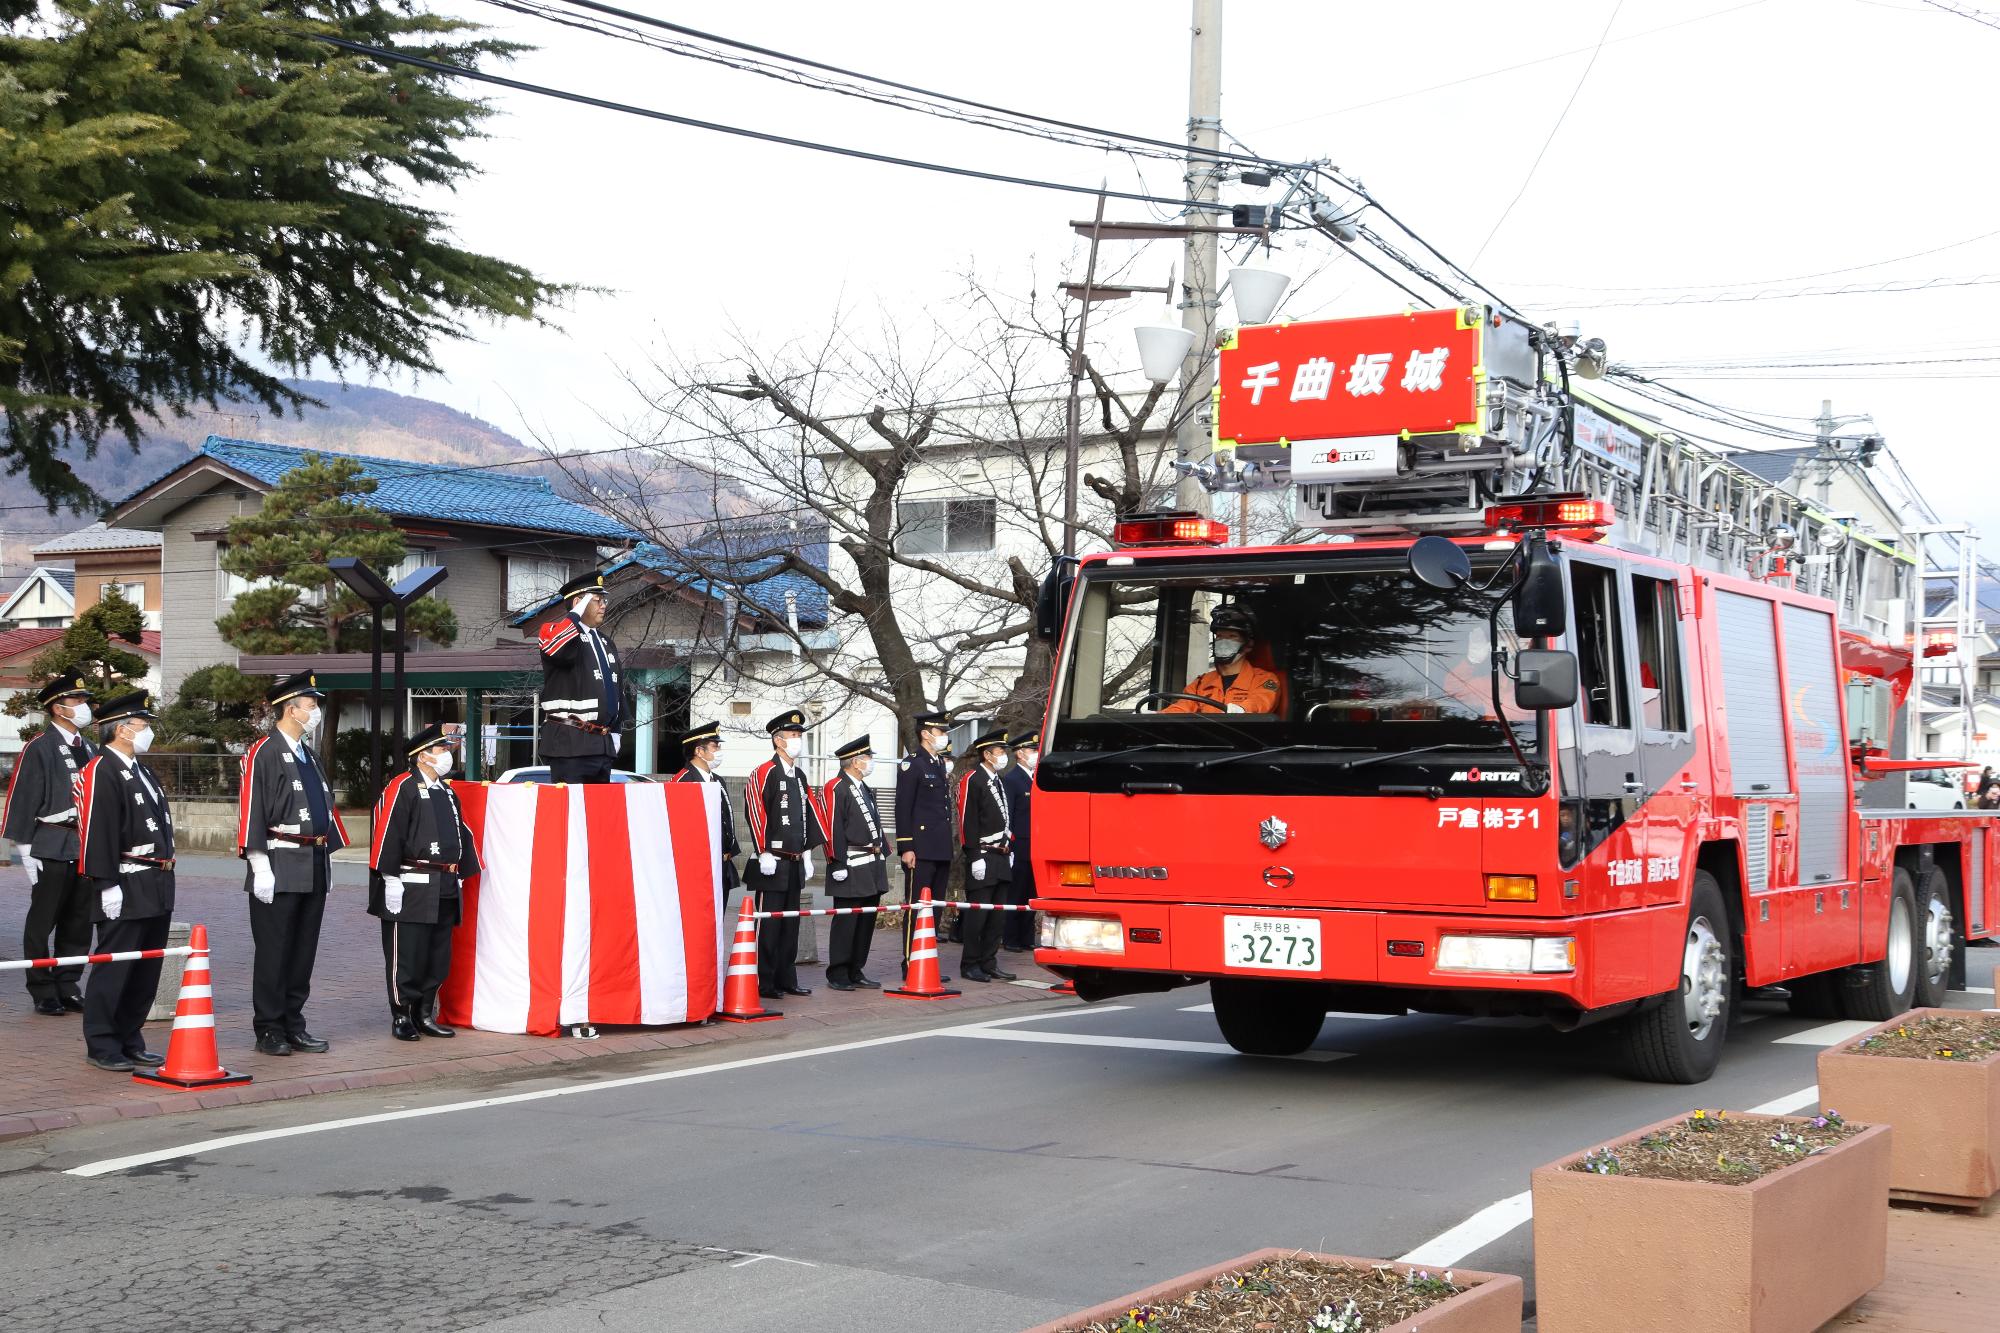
xmin=699 ymin=1246 xmax=818 ymax=1270
xmin=1773 ymin=1020 xmax=1878 ymax=1046
xmin=944 ymin=1027 xmax=1351 ymax=1062
xmin=64 ymin=1004 xmax=1131 ymax=1178
xmin=1179 ymin=1003 xmax=1394 ymax=1021
xmin=1747 ymin=1085 xmax=1819 ymax=1115
xmin=1397 ymin=1191 xmax=1533 ymax=1267
xmin=1960 ymin=986 xmax=1995 ymax=996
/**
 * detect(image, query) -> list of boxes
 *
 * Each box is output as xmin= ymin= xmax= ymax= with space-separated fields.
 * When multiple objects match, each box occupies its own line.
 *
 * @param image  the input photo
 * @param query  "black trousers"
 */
xmin=83 ymin=914 xmax=167 ymax=1061
xmin=380 ymin=915 xmax=455 ymax=1011
xmin=249 ymin=884 xmax=327 ymax=1038
xmin=901 ymin=858 xmax=952 ymax=965
xmin=548 ymin=753 xmax=612 ymax=784
xmin=1003 ymin=857 xmax=1037 ymax=950
xmin=960 ymin=871 xmax=1006 ymax=973
xmin=755 ymin=865 xmax=803 ymax=992
xmin=21 ymin=857 xmax=92 ymax=1002
xmin=827 ymin=894 xmax=883 ymax=984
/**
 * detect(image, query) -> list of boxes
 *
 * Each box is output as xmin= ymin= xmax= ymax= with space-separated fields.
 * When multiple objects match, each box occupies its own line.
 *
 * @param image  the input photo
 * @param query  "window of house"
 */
xmin=506 ymin=555 xmax=570 ymax=612
xmin=216 ymin=549 xmax=288 ymax=609
xmin=101 ymin=581 xmax=145 ymax=608
xmin=1571 ymin=562 xmax=1629 ymax=729
xmin=385 ymin=551 xmax=440 ymax=587
xmin=898 ymin=498 xmax=995 ymax=554
xmin=1632 ymin=574 xmax=1687 ymax=733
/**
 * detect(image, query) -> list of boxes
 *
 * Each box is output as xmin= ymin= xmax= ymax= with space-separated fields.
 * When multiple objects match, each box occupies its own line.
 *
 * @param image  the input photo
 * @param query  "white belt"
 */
xmin=845 ymin=852 xmax=880 ymax=866
xmin=118 ymin=861 xmax=152 ymax=875
xmin=540 ymin=698 xmax=599 ymax=715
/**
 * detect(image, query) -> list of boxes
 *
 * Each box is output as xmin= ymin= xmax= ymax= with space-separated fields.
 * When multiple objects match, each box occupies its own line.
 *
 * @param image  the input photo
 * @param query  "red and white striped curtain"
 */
xmin=437 ymin=782 xmax=726 ymax=1035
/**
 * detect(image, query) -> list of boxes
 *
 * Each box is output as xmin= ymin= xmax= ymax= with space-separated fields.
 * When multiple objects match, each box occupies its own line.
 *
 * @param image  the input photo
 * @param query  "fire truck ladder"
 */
xmin=1908 ymin=525 xmax=1984 ymax=760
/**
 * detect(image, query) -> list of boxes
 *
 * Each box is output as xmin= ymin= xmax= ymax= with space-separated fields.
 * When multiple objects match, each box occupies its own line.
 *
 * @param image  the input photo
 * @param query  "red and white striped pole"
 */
xmin=0 ymin=945 xmax=193 ymax=972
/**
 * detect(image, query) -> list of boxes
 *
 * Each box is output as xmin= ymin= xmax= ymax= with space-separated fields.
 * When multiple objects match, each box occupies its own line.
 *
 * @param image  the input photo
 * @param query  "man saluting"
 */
xmin=536 ymin=570 xmax=624 ymax=784
xmin=369 ymin=724 xmax=480 ymax=1042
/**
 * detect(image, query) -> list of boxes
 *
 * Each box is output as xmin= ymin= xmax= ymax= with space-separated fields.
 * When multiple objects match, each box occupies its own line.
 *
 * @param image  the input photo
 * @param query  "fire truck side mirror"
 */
xmin=1514 ymin=649 xmax=1580 ymax=711
xmin=1408 ymin=536 xmax=1472 ymax=590
xmin=1514 ymin=541 xmax=1567 ymax=638
xmin=1036 ymin=558 xmax=1078 ymax=643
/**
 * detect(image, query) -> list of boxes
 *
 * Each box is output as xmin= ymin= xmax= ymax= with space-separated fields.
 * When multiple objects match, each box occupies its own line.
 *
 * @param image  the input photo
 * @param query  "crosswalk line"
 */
xmin=945 ymin=1026 xmax=1352 ymax=1062
xmin=1773 ymin=1020 xmax=1878 ymax=1046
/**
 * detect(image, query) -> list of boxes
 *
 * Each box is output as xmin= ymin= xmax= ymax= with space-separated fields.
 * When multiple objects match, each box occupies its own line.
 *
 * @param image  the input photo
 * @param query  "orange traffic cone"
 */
xmin=887 ymin=888 xmax=961 ymax=1001
xmin=718 ymin=894 xmax=782 ymax=1022
xmin=133 ymin=924 xmax=251 ymax=1090
xmin=1049 ymin=977 xmax=1077 ymax=996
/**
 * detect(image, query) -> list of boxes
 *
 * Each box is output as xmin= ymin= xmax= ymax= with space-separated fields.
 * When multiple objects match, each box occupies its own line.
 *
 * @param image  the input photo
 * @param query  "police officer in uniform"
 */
xmin=369 ymin=724 xmax=481 ymax=1041
xmin=744 ymin=709 xmax=825 ymax=999
xmin=957 ymin=729 xmax=1017 ymax=983
xmin=74 ymin=692 xmax=173 ymax=1072
xmin=536 ymin=570 xmax=624 ymax=783
xmin=1000 ymin=730 xmax=1039 ymax=953
xmin=236 ymin=670 xmax=346 ymax=1056
xmin=894 ymin=710 xmax=954 ymax=980
xmin=3 ymin=676 xmax=96 ymax=1016
xmin=822 ymin=736 xmax=888 ymax=991
xmin=674 ymin=720 xmax=740 ymax=907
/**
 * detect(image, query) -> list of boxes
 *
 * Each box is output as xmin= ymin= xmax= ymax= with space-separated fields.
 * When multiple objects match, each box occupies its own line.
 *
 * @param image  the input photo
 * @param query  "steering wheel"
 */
xmin=1128 ymin=690 xmax=1228 ymax=713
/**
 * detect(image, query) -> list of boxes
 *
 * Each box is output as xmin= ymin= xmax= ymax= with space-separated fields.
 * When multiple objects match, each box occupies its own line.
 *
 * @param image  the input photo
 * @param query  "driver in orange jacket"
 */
xmin=1165 ymin=606 xmax=1284 ymax=714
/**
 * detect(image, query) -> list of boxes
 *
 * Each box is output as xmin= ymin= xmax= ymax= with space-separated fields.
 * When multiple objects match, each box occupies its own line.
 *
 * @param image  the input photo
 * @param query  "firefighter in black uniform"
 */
xmin=957 ymin=728 xmax=1016 ymax=983
xmin=369 ymin=723 xmax=481 ymax=1041
xmin=743 ymin=709 xmax=825 ymax=999
xmin=236 ymin=670 xmax=346 ymax=1056
xmin=822 ymin=735 xmax=889 ymax=991
xmin=1000 ymin=730 xmax=1039 ymax=953
xmin=74 ymin=691 xmax=173 ymax=1072
xmin=3 ymin=675 xmax=96 ymax=1016
xmin=674 ymin=720 xmax=740 ymax=904
xmin=894 ymin=710 xmax=954 ymax=980
xmin=536 ymin=570 xmax=624 ymax=784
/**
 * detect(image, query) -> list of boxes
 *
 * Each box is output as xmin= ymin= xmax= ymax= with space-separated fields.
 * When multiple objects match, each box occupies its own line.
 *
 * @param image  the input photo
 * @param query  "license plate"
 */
xmin=1222 ymin=915 xmax=1321 ymax=972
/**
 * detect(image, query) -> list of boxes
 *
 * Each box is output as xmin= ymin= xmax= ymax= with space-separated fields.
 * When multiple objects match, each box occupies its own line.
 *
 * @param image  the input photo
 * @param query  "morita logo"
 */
xmin=1095 ymin=865 xmax=1169 ymax=880
xmin=1449 ymin=768 xmax=1522 ymax=783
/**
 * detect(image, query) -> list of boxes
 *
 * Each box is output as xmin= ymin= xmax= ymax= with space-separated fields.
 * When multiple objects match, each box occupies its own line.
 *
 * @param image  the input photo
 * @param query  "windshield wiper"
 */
xmin=1331 ymin=742 xmax=1498 ymax=772
xmin=1199 ymin=743 xmax=1367 ymax=771
xmin=1053 ymin=742 xmax=1209 ymax=770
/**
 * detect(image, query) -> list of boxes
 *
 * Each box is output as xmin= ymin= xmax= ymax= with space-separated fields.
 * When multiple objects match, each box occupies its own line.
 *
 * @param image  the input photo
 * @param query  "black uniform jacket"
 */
xmin=822 ymin=774 xmax=889 ymax=899
xmin=235 ymin=732 xmax=349 ymax=892
xmin=741 ymin=756 xmax=826 ymax=892
xmin=76 ymin=751 xmax=175 ymax=922
xmin=1 ymin=724 xmax=93 ymax=861
xmin=367 ymin=771 xmax=483 ymax=924
xmin=1001 ymin=762 xmax=1034 ymax=883
xmin=673 ymin=765 xmax=741 ymax=889
xmin=893 ymin=747 xmax=955 ymax=862
xmin=536 ymin=611 xmax=623 ymax=760
xmin=957 ymin=766 xmax=1013 ymax=886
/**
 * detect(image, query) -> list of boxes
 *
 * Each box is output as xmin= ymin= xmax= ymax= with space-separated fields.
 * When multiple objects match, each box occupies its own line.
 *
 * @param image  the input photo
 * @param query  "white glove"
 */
xmin=383 ymin=875 xmax=405 ymax=916
xmin=971 ymin=857 xmax=987 ymax=882
xmin=1225 ymin=703 xmax=1246 ymax=714
xmin=611 ymin=733 xmax=622 ymax=755
xmin=19 ymin=852 xmax=41 ymax=885
xmin=248 ymin=851 xmax=276 ymax=903
xmin=832 ymin=868 xmax=848 ymax=882
xmin=758 ymin=851 xmax=777 ymax=877
xmin=801 ymin=851 xmax=815 ymax=879
xmin=101 ymin=885 xmax=123 ymax=920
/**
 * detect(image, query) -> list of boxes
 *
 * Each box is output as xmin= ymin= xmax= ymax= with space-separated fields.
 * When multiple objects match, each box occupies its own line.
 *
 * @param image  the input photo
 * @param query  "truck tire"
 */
xmin=1211 ymin=978 xmax=1326 ymax=1057
xmin=1841 ymin=867 xmax=1920 ymax=1022
xmin=1914 ymin=867 xmax=1955 ymax=1009
xmin=1621 ymin=872 xmax=1733 ymax=1084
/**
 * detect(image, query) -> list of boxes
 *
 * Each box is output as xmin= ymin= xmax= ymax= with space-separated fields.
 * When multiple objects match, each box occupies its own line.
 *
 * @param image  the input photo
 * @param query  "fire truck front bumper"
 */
xmin=1033 ymin=898 xmax=1675 ymax=1011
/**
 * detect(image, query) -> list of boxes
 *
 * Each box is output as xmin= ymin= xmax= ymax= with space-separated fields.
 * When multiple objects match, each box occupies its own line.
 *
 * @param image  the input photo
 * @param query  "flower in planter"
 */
xmin=1579 ymin=1147 xmax=1623 ymax=1175
xmin=1112 ymin=1306 xmax=1158 ymax=1331
xmin=1309 ymin=1298 xmax=1363 ymax=1332
xmin=1767 ymin=1127 xmax=1824 ymax=1158
xmin=1809 ymin=1110 xmax=1844 ymax=1130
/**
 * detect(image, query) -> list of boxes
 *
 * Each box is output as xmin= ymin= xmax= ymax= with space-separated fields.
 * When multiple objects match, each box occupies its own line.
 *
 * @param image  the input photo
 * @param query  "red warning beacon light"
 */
xmin=1483 ymin=493 xmax=1613 ymax=540
xmin=1113 ymin=511 xmax=1231 ymax=547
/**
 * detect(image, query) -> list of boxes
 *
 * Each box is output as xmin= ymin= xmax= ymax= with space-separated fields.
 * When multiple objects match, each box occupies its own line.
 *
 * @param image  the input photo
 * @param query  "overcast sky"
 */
xmin=347 ymin=0 xmax=2000 ymax=541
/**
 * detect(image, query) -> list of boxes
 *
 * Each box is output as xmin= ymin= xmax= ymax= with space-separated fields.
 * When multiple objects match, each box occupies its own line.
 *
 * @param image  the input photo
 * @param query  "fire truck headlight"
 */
xmin=1040 ymin=915 xmax=1125 ymax=954
xmin=1436 ymin=934 xmax=1576 ymax=974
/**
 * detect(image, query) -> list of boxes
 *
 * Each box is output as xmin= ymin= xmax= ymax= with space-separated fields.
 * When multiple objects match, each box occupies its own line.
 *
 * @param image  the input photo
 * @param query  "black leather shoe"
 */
xmin=59 ymin=994 xmax=85 ymax=1012
xmin=254 ymin=1032 xmax=293 ymax=1057
xmin=827 ymin=979 xmax=857 ymax=992
xmin=759 ymin=987 xmax=784 ymax=1000
xmin=127 ymin=1050 xmax=166 ymax=1068
xmin=986 ymin=965 xmax=1019 ymax=981
xmin=391 ymin=1008 xmax=420 ymax=1041
xmin=961 ymin=967 xmax=993 ymax=983
xmin=853 ymin=976 xmax=881 ymax=990
xmin=285 ymin=1030 xmax=331 ymax=1053
xmin=414 ymin=1015 xmax=455 ymax=1038
xmin=1001 ymin=945 xmax=1029 ymax=954
xmin=34 ymin=997 xmax=65 ymax=1017
xmin=782 ymin=986 xmax=813 ymax=997
xmin=87 ymin=1054 xmax=135 ymax=1073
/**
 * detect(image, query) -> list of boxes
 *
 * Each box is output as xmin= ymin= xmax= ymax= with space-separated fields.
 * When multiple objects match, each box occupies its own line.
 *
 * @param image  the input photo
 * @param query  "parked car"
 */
xmin=1906 ymin=767 xmax=1967 ymax=811
xmin=495 ymin=766 xmax=658 ymax=784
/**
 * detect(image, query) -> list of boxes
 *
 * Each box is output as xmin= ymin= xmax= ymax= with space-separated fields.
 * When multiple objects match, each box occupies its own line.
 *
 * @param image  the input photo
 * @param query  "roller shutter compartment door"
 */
xmin=1714 ymin=591 xmax=1789 ymax=795
xmin=1781 ymin=603 xmax=1849 ymax=885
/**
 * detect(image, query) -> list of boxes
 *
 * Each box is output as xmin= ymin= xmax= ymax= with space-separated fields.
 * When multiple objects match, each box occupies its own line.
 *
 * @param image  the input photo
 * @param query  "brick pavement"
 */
xmin=0 ymin=867 xmax=1059 ymax=1141
xmin=1825 ymin=1203 xmax=2000 ymax=1333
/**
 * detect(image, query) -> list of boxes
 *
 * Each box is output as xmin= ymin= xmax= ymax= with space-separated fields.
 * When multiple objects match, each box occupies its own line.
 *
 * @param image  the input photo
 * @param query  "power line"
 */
xmin=1505 ymin=225 xmax=2000 ymax=293
xmin=1918 ymin=0 xmax=2000 ymax=31
xmin=1524 ymin=271 xmax=2000 ymax=308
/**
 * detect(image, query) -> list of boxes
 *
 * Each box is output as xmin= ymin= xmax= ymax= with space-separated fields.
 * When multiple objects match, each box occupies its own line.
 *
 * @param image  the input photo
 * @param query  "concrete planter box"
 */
xmin=1532 ymin=1112 xmax=1890 ymax=1333
xmin=1818 ymin=1006 xmax=2000 ymax=1207
xmin=1020 ymin=1247 xmax=1522 ymax=1333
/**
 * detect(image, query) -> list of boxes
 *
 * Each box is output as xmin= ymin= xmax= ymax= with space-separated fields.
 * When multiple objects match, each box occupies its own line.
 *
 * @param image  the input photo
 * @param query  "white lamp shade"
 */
xmin=1229 ymin=266 xmax=1291 ymax=326
xmin=1134 ymin=323 xmax=1197 ymax=384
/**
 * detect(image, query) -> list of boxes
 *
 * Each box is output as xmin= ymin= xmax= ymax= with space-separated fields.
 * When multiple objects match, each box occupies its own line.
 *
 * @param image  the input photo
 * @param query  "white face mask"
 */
xmin=62 ymin=701 xmax=92 ymax=727
xmin=853 ymin=758 xmax=873 ymax=780
xmin=923 ymin=729 xmax=946 ymax=753
xmin=1212 ymin=634 xmax=1246 ymax=665
xmin=781 ymin=735 xmax=804 ymax=759
xmin=1019 ymin=752 xmax=1039 ymax=774
xmin=427 ymin=749 xmax=453 ymax=777
xmin=990 ymin=752 xmax=1009 ymax=771
xmin=297 ymin=704 xmax=321 ymax=732
xmin=130 ymin=724 xmax=154 ymax=755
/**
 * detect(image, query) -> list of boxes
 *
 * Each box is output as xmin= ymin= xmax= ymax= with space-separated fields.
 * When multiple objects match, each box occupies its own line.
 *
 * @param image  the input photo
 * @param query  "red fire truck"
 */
xmin=1029 ymin=307 xmax=1996 ymax=1083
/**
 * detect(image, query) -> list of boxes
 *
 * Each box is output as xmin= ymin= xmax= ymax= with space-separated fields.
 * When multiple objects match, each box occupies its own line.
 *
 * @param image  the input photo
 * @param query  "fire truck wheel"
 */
xmin=1841 ymin=867 xmax=1921 ymax=1023
xmin=1622 ymin=872 xmax=1733 ymax=1084
xmin=1210 ymin=978 xmax=1327 ymax=1057
xmin=1914 ymin=867 xmax=1955 ymax=1009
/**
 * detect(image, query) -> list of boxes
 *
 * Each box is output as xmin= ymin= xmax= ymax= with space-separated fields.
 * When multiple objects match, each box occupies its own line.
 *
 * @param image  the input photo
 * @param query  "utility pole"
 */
xmin=1176 ymin=0 xmax=1222 ymax=513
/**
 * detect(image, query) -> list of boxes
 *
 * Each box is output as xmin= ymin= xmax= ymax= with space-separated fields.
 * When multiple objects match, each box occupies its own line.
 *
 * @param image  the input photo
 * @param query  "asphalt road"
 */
xmin=3 ymin=960 xmax=1995 ymax=1333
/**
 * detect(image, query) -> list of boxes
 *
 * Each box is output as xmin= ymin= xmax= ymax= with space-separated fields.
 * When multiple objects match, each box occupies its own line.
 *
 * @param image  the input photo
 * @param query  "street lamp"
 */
xmin=1227 ymin=265 xmax=1291 ymax=327
xmin=328 ymin=556 xmax=449 ymax=801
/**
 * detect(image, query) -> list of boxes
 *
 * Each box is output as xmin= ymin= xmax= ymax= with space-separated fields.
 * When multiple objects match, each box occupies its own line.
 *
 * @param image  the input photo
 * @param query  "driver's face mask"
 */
xmin=1212 ymin=633 xmax=1246 ymax=665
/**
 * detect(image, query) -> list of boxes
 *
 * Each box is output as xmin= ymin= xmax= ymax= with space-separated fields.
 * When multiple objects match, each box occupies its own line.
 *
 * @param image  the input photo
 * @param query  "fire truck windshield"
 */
xmin=1045 ymin=556 xmax=1536 ymax=790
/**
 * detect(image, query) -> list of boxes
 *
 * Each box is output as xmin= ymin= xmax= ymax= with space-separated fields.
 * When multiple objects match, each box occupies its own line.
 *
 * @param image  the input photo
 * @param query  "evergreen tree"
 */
xmin=215 ymin=451 xmax=457 ymax=653
xmin=155 ymin=663 xmax=270 ymax=748
xmin=1 ymin=586 xmax=150 ymax=735
xmin=0 ymin=0 xmax=566 ymax=511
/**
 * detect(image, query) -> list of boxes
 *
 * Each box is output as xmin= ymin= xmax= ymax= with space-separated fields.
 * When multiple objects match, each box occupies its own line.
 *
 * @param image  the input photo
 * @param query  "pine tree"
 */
xmin=0 ymin=1 xmax=566 ymax=511
xmin=215 ymin=451 xmax=457 ymax=653
xmin=0 ymin=586 xmax=151 ymax=735
xmin=156 ymin=663 xmax=270 ymax=748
